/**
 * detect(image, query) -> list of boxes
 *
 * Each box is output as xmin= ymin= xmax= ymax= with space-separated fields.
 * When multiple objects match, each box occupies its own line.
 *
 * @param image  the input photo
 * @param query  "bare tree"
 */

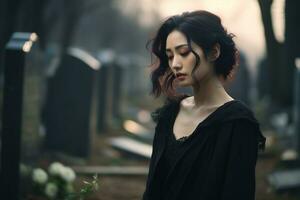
xmin=257 ymin=0 xmax=284 ymax=109
xmin=257 ymin=0 xmax=299 ymax=111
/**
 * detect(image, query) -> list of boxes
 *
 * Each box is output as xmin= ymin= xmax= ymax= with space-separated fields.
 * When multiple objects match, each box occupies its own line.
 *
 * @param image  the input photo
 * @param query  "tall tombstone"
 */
xmin=42 ymin=47 xmax=100 ymax=158
xmin=119 ymin=56 xmax=133 ymax=103
xmin=256 ymin=58 xmax=270 ymax=100
xmin=96 ymin=50 xmax=115 ymax=133
xmin=286 ymin=1 xmax=300 ymax=158
xmin=127 ymin=57 xmax=143 ymax=97
xmin=0 ymin=32 xmax=38 ymax=200
xmin=111 ymin=61 xmax=122 ymax=121
xmin=96 ymin=64 xmax=110 ymax=133
xmin=295 ymin=58 xmax=300 ymax=157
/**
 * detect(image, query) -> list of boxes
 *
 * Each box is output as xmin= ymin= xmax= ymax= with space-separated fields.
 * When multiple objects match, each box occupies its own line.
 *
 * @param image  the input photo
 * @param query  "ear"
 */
xmin=208 ymin=43 xmax=220 ymax=62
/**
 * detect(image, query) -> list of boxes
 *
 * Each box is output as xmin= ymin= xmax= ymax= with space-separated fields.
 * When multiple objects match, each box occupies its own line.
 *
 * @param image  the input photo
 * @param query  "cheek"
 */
xmin=184 ymin=56 xmax=197 ymax=74
xmin=191 ymin=63 xmax=211 ymax=81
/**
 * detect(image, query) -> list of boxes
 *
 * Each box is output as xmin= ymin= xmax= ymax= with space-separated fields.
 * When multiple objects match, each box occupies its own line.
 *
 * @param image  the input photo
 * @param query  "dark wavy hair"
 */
xmin=147 ymin=10 xmax=238 ymax=98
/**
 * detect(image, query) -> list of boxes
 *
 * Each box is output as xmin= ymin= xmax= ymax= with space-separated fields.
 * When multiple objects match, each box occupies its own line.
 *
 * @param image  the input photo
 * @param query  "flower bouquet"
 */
xmin=22 ymin=162 xmax=98 ymax=200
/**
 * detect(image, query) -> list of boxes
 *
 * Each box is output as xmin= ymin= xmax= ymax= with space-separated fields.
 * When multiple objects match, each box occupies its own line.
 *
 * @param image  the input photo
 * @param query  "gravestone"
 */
xmin=96 ymin=50 xmax=126 ymax=132
xmin=109 ymin=136 xmax=152 ymax=159
xmin=295 ymin=58 xmax=300 ymax=156
xmin=257 ymin=58 xmax=269 ymax=100
xmin=96 ymin=63 xmax=109 ymax=133
xmin=111 ymin=61 xmax=124 ymax=123
xmin=0 ymin=32 xmax=38 ymax=200
xmin=42 ymin=47 xmax=100 ymax=158
xmin=96 ymin=50 xmax=114 ymax=133
xmin=122 ymin=119 xmax=154 ymax=143
xmin=267 ymin=59 xmax=300 ymax=193
xmin=268 ymin=169 xmax=300 ymax=191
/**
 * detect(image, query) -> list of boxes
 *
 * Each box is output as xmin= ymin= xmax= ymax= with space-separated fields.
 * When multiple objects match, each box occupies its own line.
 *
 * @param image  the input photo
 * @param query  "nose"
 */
xmin=171 ymin=56 xmax=182 ymax=71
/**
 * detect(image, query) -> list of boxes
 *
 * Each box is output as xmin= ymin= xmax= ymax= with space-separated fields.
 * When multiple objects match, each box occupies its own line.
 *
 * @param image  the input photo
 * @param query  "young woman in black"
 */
xmin=143 ymin=10 xmax=266 ymax=200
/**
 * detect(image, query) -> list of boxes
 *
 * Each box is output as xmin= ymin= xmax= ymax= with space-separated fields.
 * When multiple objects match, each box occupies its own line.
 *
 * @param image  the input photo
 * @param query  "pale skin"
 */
xmin=165 ymin=30 xmax=234 ymax=140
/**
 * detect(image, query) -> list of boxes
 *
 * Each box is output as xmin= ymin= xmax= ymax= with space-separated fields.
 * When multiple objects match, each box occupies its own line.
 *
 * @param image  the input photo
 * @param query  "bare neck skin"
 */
xmin=183 ymin=75 xmax=234 ymax=112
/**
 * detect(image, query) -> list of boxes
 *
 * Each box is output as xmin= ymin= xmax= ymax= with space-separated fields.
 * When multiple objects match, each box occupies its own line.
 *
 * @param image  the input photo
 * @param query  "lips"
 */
xmin=176 ymin=73 xmax=187 ymax=80
xmin=176 ymin=72 xmax=186 ymax=76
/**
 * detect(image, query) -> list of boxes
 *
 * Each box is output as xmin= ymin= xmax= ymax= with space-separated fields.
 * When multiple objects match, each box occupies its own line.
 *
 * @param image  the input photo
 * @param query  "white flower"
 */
xmin=60 ymin=167 xmax=76 ymax=183
xmin=48 ymin=162 xmax=64 ymax=176
xmin=32 ymin=168 xmax=48 ymax=184
xmin=48 ymin=162 xmax=76 ymax=182
xmin=45 ymin=182 xmax=58 ymax=198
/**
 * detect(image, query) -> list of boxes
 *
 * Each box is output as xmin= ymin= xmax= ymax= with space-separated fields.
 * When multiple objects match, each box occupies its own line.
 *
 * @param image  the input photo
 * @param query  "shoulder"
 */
xmin=218 ymin=101 xmax=266 ymax=152
xmin=224 ymin=112 xmax=266 ymax=152
xmin=222 ymin=100 xmax=258 ymax=124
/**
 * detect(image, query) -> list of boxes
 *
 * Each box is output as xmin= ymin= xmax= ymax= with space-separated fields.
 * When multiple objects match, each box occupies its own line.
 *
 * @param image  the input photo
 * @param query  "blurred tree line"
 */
xmin=0 ymin=0 xmax=158 ymax=74
xmin=257 ymin=0 xmax=300 ymax=116
xmin=2 ymin=0 xmax=299 ymax=115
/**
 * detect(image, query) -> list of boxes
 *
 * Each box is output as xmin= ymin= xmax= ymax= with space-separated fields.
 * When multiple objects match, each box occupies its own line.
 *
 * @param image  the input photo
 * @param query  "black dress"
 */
xmin=143 ymin=95 xmax=266 ymax=200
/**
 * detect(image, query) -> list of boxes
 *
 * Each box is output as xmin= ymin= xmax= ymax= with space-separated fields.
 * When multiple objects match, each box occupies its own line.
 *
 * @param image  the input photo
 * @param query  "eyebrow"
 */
xmin=165 ymin=44 xmax=189 ymax=52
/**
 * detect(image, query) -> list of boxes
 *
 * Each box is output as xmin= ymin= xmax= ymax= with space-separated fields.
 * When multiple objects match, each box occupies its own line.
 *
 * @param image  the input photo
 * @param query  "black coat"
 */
xmin=143 ymin=95 xmax=266 ymax=200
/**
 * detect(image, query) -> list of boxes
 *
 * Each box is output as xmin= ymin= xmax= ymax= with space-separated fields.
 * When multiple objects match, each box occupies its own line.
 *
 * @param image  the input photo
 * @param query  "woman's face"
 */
xmin=165 ymin=30 xmax=215 ymax=87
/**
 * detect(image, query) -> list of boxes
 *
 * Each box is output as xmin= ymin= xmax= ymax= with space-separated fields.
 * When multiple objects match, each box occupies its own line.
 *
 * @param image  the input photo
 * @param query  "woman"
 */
xmin=143 ymin=10 xmax=266 ymax=200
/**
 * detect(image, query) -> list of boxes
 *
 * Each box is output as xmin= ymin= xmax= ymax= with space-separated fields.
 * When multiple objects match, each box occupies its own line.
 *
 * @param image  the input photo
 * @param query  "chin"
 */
xmin=177 ymin=82 xmax=192 ymax=87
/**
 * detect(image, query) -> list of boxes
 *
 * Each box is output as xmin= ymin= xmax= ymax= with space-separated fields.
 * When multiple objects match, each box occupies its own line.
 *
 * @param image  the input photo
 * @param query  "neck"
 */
xmin=191 ymin=75 xmax=232 ymax=108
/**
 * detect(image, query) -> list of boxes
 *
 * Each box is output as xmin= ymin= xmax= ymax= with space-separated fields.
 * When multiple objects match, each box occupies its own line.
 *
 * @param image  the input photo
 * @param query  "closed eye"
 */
xmin=180 ymin=50 xmax=190 ymax=57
